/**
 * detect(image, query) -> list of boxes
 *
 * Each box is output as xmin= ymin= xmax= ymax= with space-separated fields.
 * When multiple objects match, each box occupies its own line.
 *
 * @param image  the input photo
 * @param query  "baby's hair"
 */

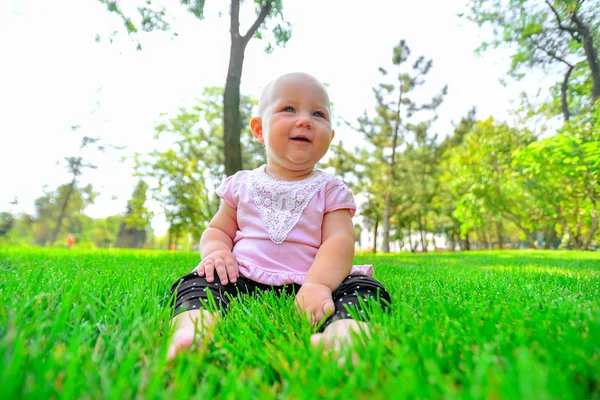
xmin=256 ymin=72 xmax=332 ymax=120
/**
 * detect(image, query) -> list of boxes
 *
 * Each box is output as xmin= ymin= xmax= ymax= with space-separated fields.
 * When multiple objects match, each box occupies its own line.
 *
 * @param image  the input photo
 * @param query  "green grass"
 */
xmin=1 ymin=248 xmax=599 ymax=399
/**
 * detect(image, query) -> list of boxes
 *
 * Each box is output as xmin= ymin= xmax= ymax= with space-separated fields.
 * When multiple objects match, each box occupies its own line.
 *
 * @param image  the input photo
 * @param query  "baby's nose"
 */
xmin=295 ymin=113 xmax=313 ymax=128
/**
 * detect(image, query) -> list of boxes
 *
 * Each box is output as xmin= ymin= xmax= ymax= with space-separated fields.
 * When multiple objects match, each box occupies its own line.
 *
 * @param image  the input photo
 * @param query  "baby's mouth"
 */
xmin=291 ymin=137 xmax=311 ymax=143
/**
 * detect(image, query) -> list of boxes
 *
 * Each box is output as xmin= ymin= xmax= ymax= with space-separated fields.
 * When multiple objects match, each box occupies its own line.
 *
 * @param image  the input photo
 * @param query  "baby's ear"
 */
xmin=330 ymin=129 xmax=335 ymax=142
xmin=250 ymin=117 xmax=264 ymax=143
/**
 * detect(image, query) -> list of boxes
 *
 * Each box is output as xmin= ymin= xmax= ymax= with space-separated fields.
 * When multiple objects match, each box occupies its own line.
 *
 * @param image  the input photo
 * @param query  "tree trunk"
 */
xmin=418 ymin=212 xmax=427 ymax=252
xmin=465 ymin=233 xmax=471 ymax=251
xmin=223 ymin=0 xmax=271 ymax=176
xmin=576 ymin=212 xmax=583 ymax=248
xmin=408 ymin=221 xmax=413 ymax=252
xmin=543 ymin=225 xmax=556 ymax=250
xmin=223 ymin=37 xmax=245 ymax=176
xmin=382 ymin=193 xmax=391 ymax=253
xmin=570 ymin=13 xmax=600 ymax=102
xmin=504 ymin=214 xmax=537 ymax=247
xmin=372 ymin=219 xmax=379 ymax=253
xmin=565 ymin=221 xmax=582 ymax=250
xmin=485 ymin=228 xmax=492 ymax=250
xmin=49 ymin=178 xmax=77 ymax=247
xmin=561 ymin=64 xmax=575 ymax=120
xmin=583 ymin=200 xmax=598 ymax=250
xmin=495 ymin=220 xmax=503 ymax=250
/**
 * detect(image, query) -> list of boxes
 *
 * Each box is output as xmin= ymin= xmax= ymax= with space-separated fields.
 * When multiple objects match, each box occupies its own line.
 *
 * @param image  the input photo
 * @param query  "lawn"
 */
xmin=1 ymin=248 xmax=599 ymax=399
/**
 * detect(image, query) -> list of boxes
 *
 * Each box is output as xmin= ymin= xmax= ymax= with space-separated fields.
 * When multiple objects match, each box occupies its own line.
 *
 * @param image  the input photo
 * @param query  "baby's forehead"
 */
xmin=260 ymin=74 xmax=329 ymax=105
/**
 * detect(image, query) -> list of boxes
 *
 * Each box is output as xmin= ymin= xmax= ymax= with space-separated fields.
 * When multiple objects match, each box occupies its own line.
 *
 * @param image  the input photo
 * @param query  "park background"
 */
xmin=1 ymin=1 xmax=599 ymax=398
xmin=1 ymin=0 xmax=598 ymax=252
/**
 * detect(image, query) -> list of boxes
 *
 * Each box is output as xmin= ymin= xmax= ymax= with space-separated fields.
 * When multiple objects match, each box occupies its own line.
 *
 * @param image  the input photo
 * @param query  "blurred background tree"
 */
xmin=3 ymin=1 xmax=598 ymax=251
xmin=133 ymin=87 xmax=265 ymax=249
xmin=115 ymin=180 xmax=152 ymax=249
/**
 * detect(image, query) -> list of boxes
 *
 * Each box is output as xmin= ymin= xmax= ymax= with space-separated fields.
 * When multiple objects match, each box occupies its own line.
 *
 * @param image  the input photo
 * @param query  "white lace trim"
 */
xmin=248 ymin=165 xmax=334 ymax=244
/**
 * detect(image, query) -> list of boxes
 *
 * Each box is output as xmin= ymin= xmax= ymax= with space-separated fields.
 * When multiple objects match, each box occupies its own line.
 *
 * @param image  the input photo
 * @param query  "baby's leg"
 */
xmin=167 ymin=271 xmax=255 ymax=360
xmin=311 ymin=274 xmax=391 ymax=350
xmin=310 ymin=319 xmax=370 ymax=350
xmin=167 ymin=309 xmax=218 ymax=360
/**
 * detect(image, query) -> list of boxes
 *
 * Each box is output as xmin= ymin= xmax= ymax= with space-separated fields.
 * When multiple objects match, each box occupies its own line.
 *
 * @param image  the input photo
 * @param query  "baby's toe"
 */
xmin=310 ymin=332 xmax=336 ymax=349
xmin=167 ymin=330 xmax=196 ymax=361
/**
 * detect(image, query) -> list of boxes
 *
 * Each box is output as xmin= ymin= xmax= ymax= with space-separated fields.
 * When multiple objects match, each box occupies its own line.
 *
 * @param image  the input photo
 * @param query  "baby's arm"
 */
xmin=196 ymin=202 xmax=239 ymax=285
xmin=296 ymin=209 xmax=355 ymax=323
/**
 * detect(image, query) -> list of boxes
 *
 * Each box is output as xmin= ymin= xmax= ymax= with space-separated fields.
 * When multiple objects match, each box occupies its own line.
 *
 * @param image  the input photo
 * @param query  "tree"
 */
xmin=359 ymin=193 xmax=384 ymax=253
xmin=3 ymin=213 xmax=35 ymax=245
xmin=352 ymin=40 xmax=446 ymax=253
xmin=446 ymin=118 xmax=538 ymax=246
xmin=0 ymin=212 xmax=14 ymax=237
xmin=464 ymin=0 xmax=600 ymax=121
xmin=115 ymin=180 xmax=152 ymax=248
xmin=93 ymin=215 xmax=122 ymax=248
xmin=436 ymin=108 xmax=478 ymax=250
xmin=136 ymin=87 xmax=265 ymax=248
xmin=48 ymin=134 xmax=102 ymax=246
xmin=99 ymin=0 xmax=291 ymax=175
xmin=34 ymin=184 xmax=97 ymax=246
xmin=513 ymin=101 xmax=600 ymax=249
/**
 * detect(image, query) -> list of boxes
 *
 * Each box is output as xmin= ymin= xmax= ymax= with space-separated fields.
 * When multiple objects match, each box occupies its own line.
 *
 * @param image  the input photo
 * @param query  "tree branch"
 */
xmin=561 ymin=63 xmax=575 ymax=120
xmin=241 ymin=1 xmax=272 ymax=46
xmin=544 ymin=0 xmax=580 ymax=39
xmin=527 ymin=36 xmax=573 ymax=67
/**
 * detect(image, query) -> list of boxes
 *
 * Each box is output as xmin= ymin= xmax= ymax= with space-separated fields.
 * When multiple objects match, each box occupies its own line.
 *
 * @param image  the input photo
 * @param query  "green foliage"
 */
xmin=3 ymin=208 xmax=123 ymax=250
xmin=98 ymin=0 xmax=292 ymax=54
xmin=444 ymin=117 xmax=537 ymax=242
xmin=31 ymin=184 xmax=97 ymax=247
xmin=437 ymin=101 xmax=600 ymax=250
xmin=180 ymin=0 xmax=206 ymax=20
xmin=115 ymin=180 xmax=152 ymax=249
xmin=0 ymin=212 xmax=14 ymax=237
xmin=344 ymin=40 xmax=447 ymax=252
xmin=136 ymin=87 xmax=265 ymax=243
xmin=1 ymin=248 xmax=599 ymax=397
xmin=513 ymin=101 xmax=600 ymax=249
xmin=92 ymin=215 xmax=122 ymax=249
xmin=463 ymin=0 xmax=600 ymax=118
xmin=120 ymin=180 xmax=152 ymax=231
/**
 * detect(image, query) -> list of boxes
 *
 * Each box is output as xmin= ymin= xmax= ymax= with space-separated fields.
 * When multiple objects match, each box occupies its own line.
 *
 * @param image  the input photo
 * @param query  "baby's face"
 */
xmin=253 ymin=74 xmax=335 ymax=173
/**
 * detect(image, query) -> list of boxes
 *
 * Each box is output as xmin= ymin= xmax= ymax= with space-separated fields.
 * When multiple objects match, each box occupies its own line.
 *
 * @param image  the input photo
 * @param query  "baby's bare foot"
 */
xmin=167 ymin=328 xmax=199 ymax=360
xmin=311 ymin=319 xmax=369 ymax=365
xmin=166 ymin=310 xmax=216 ymax=361
xmin=311 ymin=319 xmax=369 ymax=348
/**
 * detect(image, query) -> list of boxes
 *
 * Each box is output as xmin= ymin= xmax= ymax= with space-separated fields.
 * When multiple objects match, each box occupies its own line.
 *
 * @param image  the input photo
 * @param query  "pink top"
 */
xmin=215 ymin=165 xmax=374 ymax=285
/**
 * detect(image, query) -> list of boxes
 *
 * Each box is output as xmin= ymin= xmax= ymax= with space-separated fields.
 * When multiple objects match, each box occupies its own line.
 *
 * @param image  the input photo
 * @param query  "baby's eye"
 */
xmin=313 ymin=111 xmax=326 ymax=118
xmin=283 ymin=106 xmax=295 ymax=113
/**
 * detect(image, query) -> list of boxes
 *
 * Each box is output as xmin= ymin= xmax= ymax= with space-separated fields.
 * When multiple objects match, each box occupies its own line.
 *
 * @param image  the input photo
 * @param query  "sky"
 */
xmin=0 ymin=0 xmax=552 ymax=236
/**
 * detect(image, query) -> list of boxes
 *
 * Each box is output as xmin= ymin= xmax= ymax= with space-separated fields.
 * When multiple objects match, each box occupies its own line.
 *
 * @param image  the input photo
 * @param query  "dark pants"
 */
xmin=170 ymin=272 xmax=392 ymax=331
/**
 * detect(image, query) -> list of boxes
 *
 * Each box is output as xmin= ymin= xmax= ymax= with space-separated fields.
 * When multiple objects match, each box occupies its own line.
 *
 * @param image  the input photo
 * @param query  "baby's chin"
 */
xmin=285 ymin=157 xmax=319 ymax=169
xmin=286 ymin=151 xmax=328 ymax=167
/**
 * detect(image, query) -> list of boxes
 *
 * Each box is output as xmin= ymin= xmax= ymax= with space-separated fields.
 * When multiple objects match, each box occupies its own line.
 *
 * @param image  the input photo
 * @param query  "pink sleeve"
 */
xmin=215 ymin=174 xmax=239 ymax=209
xmin=324 ymin=179 xmax=356 ymax=217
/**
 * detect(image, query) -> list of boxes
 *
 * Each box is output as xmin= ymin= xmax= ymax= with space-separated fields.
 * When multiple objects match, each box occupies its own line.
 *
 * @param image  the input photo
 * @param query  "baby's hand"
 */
xmin=295 ymin=282 xmax=335 ymax=325
xmin=194 ymin=250 xmax=239 ymax=285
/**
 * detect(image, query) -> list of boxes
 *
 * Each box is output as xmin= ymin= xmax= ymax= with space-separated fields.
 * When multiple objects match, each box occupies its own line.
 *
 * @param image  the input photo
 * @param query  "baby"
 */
xmin=167 ymin=72 xmax=391 ymax=360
